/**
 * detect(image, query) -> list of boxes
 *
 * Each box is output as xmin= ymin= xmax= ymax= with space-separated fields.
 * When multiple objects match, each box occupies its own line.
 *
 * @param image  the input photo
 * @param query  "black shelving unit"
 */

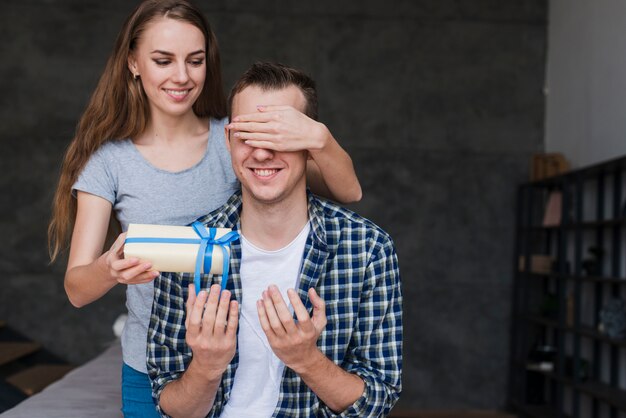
xmin=509 ymin=155 xmax=626 ymax=418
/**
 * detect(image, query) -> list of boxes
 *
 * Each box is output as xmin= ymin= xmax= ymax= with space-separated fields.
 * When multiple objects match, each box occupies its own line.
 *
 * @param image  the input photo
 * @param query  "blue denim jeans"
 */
xmin=121 ymin=363 xmax=160 ymax=418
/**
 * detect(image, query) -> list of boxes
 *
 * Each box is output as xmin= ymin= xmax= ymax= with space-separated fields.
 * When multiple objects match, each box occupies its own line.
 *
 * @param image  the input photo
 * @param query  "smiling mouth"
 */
xmin=252 ymin=168 xmax=280 ymax=177
xmin=164 ymin=89 xmax=191 ymax=97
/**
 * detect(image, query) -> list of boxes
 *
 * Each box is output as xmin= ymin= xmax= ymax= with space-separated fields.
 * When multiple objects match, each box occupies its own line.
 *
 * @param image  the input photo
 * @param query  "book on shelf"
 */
xmin=531 ymin=153 xmax=570 ymax=181
xmin=542 ymin=191 xmax=562 ymax=227
xmin=518 ymin=255 xmax=554 ymax=274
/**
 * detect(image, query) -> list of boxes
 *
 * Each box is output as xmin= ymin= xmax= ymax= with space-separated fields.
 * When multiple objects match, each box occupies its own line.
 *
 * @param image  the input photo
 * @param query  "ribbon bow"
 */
xmin=190 ymin=221 xmax=239 ymax=294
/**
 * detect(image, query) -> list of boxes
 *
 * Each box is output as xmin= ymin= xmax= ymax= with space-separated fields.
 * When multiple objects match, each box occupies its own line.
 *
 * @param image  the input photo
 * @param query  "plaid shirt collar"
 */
xmin=196 ymin=189 xmax=330 ymax=314
xmin=198 ymin=189 xmax=328 ymax=249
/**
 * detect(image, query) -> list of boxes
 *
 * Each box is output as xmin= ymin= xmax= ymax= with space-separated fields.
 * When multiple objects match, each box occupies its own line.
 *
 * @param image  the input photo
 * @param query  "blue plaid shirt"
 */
xmin=147 ymin=191 xmax=403 ymax=417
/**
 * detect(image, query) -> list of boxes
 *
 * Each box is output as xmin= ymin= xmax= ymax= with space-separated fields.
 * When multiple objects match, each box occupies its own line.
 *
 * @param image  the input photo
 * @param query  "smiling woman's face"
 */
xmin=128 ymin=17 xmax=206 ymax=120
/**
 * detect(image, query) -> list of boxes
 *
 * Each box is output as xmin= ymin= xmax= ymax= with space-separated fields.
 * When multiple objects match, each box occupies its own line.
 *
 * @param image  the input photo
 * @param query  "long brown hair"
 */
xmin=48 ymin=0 xmax=226 ymax=261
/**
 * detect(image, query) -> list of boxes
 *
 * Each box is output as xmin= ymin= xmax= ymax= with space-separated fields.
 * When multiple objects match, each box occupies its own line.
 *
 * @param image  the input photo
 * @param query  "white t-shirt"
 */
xmin=220 ymin=222 xmax=310 ymax=418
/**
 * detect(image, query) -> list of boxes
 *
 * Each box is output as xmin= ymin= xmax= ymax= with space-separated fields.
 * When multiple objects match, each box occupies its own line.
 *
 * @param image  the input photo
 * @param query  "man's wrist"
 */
xmin=160 ymin=360 xmax=222 ymax=418
xmin=186 ymin=358 xmax=225 ymax=385
xmin=290 ymin=347 xmax=326 ymax=376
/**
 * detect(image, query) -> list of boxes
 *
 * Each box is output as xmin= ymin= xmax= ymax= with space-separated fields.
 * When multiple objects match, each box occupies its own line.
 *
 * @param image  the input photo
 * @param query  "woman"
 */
xmin=47 ymin=1 xmax=361 ymax=416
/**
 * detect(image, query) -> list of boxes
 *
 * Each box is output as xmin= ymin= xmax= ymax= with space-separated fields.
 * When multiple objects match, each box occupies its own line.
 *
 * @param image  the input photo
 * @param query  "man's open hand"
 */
xmin=185 ymin=284 xmax=238 ymax=379
xmin=257 ymin=286 xmax=327 ymax=373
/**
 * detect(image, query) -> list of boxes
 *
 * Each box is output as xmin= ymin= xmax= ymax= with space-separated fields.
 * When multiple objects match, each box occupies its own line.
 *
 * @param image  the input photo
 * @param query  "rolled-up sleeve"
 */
xmin=320 ymin=238 xmax=403 ymax=417
xmin=147 ymin=271 xmax=192 ymax=417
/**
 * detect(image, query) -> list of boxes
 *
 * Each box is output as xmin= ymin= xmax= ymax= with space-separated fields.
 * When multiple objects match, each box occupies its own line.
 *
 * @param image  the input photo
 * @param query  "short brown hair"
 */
xmin=227 ymin=62 xmax=318 ymax=121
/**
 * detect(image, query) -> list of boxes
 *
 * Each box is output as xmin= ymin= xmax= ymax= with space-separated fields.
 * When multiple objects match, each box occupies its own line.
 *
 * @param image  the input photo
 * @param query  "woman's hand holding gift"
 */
xmin=101 ymin=233 xmax=160 ymax=285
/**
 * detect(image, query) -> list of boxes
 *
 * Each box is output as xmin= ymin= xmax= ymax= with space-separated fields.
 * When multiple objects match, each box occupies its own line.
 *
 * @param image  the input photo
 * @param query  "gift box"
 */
xmin=124 ymin=222 xmax=239 ymax=292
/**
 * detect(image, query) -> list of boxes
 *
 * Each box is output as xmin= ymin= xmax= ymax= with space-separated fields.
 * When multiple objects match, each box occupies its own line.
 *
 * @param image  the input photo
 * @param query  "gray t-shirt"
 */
xmin=73 ymin=117 xmax=239 ymax=373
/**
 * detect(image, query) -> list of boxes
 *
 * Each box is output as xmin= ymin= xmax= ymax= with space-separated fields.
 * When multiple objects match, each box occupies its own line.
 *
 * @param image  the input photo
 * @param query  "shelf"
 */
xmin=513 ymin=154 xmax=626 ymax=417
xmin=511 ymin=400 xmax=570 ymax=418
xmin=518 ymin=272 xmax=554 ymax=280
xmin=578 ymin=219 xmax=626 ymax=228
xmin=576 ymin=380 xmax=626 ymax=411
xmin=522 ymin=153 xmax=626 ymax=187
xmin=571 ymin=274 xmax=626 ymax=284
xmin=519 ymin=271 xmax=626 ymax=284
xmin=526 ymin=315 xmax=559 ymax=329
xmin=576 ymin=325 xmax=626 ymax=347
xmin=525 ymin=315 xmax=626 ymax=347
xmin=524 ymin=366 xmax=626 ymax=412
xmin=527 ymin=374 xmax=626 ymax=412
xmin=523 ymin=219 xmax=626 ymax=231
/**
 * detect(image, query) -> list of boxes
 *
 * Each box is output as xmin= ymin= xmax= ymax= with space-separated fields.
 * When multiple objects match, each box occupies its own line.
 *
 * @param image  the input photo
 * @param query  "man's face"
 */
xmin=226 ymin=85 xmax=308 ymax=206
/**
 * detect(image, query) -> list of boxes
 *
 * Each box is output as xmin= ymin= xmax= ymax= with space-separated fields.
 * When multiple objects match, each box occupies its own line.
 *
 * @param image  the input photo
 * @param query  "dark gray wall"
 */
xmin=0 ymin=0 xmax=547 ymax=410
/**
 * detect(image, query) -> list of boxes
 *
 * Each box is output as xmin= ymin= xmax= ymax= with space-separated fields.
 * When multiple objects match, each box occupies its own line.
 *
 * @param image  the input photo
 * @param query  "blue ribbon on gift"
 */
xmin=124 ymin=221 xmax=239 ymax=294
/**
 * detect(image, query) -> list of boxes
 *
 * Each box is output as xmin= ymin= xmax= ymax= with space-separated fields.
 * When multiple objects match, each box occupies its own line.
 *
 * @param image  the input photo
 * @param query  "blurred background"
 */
xmin=3 ymin=0 xmax=625 ymax=416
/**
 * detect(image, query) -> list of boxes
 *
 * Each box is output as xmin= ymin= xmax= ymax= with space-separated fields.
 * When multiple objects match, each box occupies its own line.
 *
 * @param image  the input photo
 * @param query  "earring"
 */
xmin=133 ymin=73 xmax=140 ymax=80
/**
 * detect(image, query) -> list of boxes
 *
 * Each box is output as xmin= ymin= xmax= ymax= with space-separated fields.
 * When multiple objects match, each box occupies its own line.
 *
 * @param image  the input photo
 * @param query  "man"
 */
xmin=147 ymin=62 xmax=402 ymax=417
